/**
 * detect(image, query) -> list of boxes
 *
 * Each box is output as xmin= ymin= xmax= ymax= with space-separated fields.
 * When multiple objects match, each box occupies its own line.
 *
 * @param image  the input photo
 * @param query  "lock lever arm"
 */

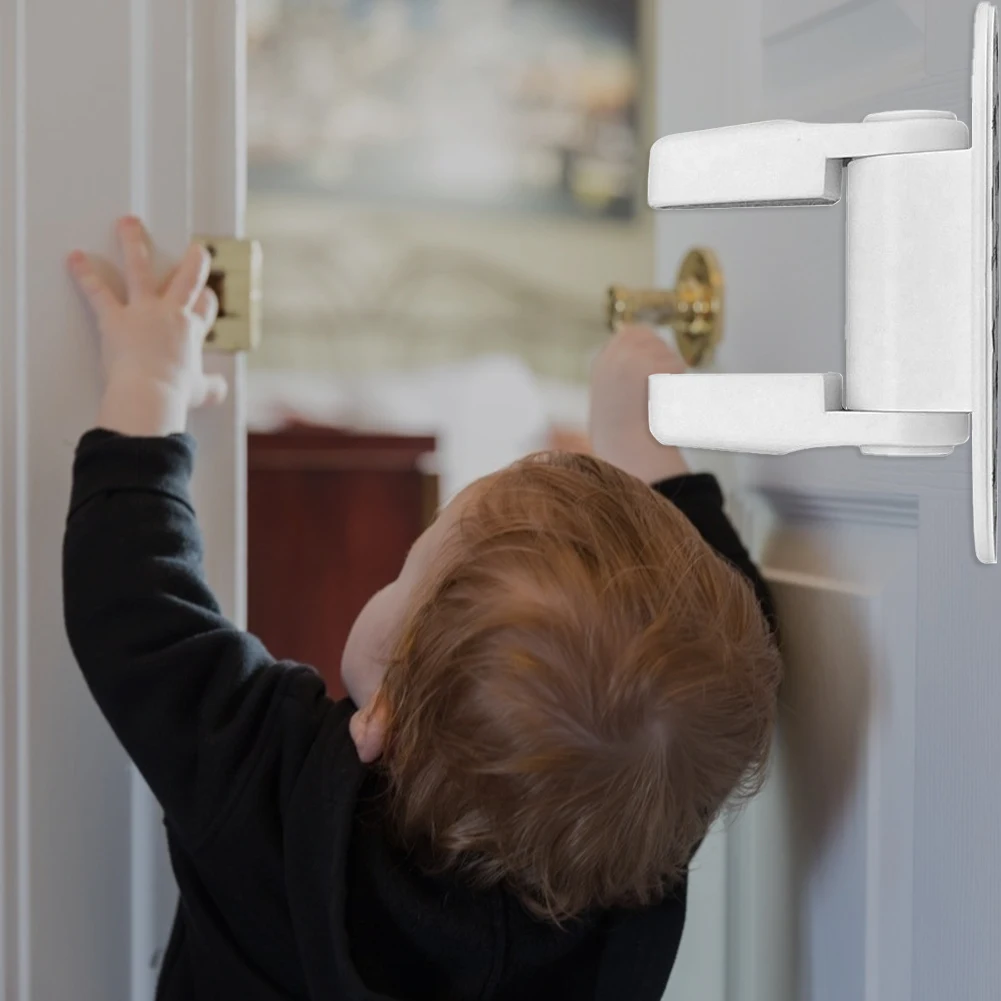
xmin=648 ymin=115 xmax=969 ymax=210
xmin=648 ymin=373 xmax=970 ymax=455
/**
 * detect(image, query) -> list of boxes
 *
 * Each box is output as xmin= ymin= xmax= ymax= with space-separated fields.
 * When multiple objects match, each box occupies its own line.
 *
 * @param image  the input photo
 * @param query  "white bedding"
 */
xmin=246 ymin=355 xmax=589 ymax=501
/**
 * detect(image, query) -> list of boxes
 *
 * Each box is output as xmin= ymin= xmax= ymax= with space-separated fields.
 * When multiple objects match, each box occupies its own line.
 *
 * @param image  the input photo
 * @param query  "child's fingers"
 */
xmin=192 ymin=286 xmax=219 ymax=333
xmin=67 ymin=251 xmax=121 ymax=321
xmin=198 ymin=374 xmax=228 ymax=408
xmin=166 ymin=243 xmax=212 ymax=309
xmin=157 ymin=264 xmax=179 ymax=295
xmin=117 ymin=216 xmax=157 ymax=299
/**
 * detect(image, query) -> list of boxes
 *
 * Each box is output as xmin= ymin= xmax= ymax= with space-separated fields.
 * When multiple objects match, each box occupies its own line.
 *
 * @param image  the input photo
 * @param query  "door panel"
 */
xmin=762 ymin=0 xmax=926 ymax=112
xmin=143 ymin=2 xmax=248 ymax=995
xmin=728 ymin=506 xmax=919 ymax=1001
xmin=655 ymin=1 xmax=1001 ymax=999
xmin=0 ymin=1 xmax=243 ymax=998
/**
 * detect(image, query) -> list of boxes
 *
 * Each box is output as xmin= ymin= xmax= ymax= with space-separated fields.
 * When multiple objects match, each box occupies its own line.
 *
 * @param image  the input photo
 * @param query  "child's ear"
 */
xmin=349 ymin=690 xmax=388 ymax=764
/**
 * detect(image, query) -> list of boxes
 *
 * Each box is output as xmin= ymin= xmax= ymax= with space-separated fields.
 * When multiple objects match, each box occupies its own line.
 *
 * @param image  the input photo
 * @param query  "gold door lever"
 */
xmin=607 ymin=248 xmax=724 ymax=367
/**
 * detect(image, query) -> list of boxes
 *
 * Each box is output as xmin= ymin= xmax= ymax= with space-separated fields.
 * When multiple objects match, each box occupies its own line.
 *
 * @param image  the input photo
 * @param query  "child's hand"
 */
xmin=68 ymin=216 xmax=227 ymax=437
xmin=589 ymin=325 xmax=690 ymax=484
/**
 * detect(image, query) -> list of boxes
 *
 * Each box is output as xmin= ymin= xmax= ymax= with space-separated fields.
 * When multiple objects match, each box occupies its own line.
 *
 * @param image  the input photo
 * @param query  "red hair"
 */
xmin=379 ymin=453 xmax=781 ymax=922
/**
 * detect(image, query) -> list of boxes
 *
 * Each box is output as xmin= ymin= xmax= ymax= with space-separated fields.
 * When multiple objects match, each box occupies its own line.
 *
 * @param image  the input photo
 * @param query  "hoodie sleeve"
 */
xmin=651 ymin=472 xmax=777 ymax=633
xmin=62 ymin=429 xmax=331 ymax=849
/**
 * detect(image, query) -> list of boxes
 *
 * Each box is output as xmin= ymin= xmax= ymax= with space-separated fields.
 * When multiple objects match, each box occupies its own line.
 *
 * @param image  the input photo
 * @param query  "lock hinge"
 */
xmin=193 ymin=236 xmax=263 ymax=353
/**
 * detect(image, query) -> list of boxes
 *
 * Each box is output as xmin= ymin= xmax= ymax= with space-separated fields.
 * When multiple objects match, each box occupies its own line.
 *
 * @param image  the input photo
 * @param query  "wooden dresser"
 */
xmin=247 ymin=423 xmax=437 ymax=699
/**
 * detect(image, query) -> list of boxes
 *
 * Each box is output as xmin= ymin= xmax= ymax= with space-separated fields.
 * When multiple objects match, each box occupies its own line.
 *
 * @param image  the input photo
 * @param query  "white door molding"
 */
xmin=0 ymin=2 xmax=244 ymax=998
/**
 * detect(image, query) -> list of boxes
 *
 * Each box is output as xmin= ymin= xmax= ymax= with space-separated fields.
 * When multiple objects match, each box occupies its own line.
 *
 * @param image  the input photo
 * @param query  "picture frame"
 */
xmin=247 ymin=0 xmax=642 ymax=220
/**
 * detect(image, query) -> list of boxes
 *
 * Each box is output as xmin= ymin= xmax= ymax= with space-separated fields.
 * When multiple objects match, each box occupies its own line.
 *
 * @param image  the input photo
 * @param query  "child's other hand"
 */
xmin=589 ymin=325 xmax=689 ymax=484
xmin=68 ymin=216 xmax=227 ymax=437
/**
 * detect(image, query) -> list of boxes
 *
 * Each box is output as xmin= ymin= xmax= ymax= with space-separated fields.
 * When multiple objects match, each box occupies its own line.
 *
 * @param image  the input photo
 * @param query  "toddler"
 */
xmin=63 ymin=217 xmax=781 ymax=1001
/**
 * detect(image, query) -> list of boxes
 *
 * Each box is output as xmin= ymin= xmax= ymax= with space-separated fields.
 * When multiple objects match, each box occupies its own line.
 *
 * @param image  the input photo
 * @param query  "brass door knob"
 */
xmin=607 ymin=248 xmax=724 ymax=367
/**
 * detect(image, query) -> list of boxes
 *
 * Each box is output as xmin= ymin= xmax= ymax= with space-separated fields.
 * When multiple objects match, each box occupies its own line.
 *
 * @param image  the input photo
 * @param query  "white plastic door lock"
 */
xmin=647 ymin=3 xmax=1000 ymax=563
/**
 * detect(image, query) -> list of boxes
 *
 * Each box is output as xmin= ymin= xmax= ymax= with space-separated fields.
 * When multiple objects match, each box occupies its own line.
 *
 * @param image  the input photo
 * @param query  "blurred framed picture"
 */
xmin=247 ymin=0 xmax=642 ymax=219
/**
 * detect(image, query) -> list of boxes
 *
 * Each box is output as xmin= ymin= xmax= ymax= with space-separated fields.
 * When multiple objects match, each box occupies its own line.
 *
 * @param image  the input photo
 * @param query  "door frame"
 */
xmin=133 ymin=2 xmax=249 ymax=996
xmin=0 ymin=2 xmax=246 ymax=998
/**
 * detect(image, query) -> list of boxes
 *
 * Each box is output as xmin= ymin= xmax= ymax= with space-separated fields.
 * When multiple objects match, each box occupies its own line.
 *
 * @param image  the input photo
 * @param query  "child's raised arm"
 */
xmin=62 ymin=217 xmax=334 ymax=849
xmin=588 ymin=325 xmax=691 ymax=485
xmin=589 ymin=326 xmax=777 ymax=631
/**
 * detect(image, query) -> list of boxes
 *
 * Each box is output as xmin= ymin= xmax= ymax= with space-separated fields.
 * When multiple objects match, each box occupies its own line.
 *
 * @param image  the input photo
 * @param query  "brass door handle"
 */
xmin=607 ymin=248 xmax=724 ymax=367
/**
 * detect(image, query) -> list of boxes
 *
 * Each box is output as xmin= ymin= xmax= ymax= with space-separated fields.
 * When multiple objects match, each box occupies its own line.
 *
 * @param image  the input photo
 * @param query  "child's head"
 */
xmin=341 ymin=452 xmax=781 ymax=923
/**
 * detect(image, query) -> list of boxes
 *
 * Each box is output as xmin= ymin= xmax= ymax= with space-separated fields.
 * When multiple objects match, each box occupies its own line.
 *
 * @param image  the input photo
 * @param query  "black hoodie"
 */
xmin=62 ymin=430 xmax=775 ymax=1001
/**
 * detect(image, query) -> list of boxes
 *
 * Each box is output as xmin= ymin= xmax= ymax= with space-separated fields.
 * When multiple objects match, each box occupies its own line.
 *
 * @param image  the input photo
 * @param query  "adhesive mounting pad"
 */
xmin=972 ymin=1 xmax=999 ymax=563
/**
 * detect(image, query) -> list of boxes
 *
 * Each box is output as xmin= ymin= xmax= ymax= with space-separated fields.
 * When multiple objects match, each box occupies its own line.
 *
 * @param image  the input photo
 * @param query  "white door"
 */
xmin=656 ymin=3 xmax=1001 ymax=1001
xmin=0 ymin=2 xmax=245 ymax=998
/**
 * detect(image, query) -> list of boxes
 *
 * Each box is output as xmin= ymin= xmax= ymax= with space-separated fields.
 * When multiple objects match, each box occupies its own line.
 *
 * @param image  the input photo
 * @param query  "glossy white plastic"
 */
xmin=647 ymin=2 xmax=1000 ymax=563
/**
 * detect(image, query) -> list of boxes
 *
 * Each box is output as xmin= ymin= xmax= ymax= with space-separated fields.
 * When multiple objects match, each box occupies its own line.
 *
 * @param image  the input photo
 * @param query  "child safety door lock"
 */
xmin=646 ymin=2 xmax=1001 ymax=563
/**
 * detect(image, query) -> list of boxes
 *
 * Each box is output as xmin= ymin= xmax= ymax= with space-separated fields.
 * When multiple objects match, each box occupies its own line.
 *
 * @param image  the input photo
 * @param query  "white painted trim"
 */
xmin=760 ymin=487 xmax=920 ymax=528
xmin=768 ymin=482 xmax=919 ymax=1001
xmin=0 ymin=1 xmax=242 ymax=996
xmin=752 ymin=515 xmax=916 ymax=1001
xmin=126 ymin=3 xmax=246 ymax=997
xmin=1 ymin=0 xmax=31 ymax=996
xmin=863 ymin=588 xmax=885 ymax=1001
xmin=127 ymin=2 xmax=197 ymax=994
xmin=766 ymin=565 xmax=877 ymax=595
xmin=192 ymin=0 xmax=249 ymax=630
